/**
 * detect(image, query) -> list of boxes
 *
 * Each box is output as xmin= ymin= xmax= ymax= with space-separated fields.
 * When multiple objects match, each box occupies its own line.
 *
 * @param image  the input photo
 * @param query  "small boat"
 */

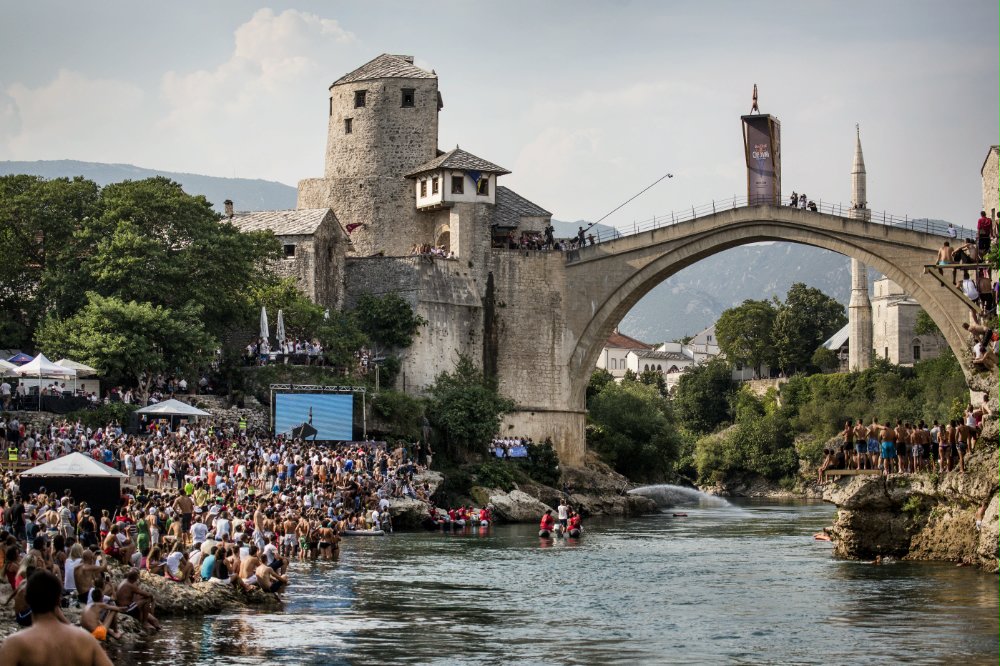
xmin=342 ymin=529 xmax=386 ymax=537
xmin=672 ymin=513 xmax=688 ymax=517
xmin=538 ymin=529 xmax=552 ymax=538
xmin=568 ymin=528 xmax=582 ymax=538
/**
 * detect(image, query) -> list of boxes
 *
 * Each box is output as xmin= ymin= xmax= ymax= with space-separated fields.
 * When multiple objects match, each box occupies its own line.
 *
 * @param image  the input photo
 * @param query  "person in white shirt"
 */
xmin=190 ymin=514 xmax=209 ymax=546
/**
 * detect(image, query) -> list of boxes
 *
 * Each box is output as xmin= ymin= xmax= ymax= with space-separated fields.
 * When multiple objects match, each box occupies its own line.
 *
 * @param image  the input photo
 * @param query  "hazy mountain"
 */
xmin=3 ymin=160 xmax=914 ymax=343
xmin=0 ymin=160 xmax=297 ymax=212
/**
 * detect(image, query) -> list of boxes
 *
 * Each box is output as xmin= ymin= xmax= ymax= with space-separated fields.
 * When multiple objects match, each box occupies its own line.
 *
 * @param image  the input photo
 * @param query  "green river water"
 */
xmin=115 ymin=495 xmax=998 ymax=665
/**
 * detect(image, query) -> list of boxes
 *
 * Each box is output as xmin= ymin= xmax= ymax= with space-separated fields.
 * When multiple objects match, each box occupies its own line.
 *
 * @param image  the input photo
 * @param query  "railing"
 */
xmin=566 ymin=194 xmax=976 ymax=248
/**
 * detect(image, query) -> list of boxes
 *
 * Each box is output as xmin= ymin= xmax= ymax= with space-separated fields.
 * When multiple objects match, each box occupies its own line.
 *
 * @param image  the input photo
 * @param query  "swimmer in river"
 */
xmin=0 ymin=570 xmax=113 ymax=666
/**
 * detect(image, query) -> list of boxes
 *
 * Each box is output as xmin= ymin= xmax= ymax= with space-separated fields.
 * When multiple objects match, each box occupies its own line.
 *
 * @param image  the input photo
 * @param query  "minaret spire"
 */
xmin=848 ymin=124 xmax=872 ymax=371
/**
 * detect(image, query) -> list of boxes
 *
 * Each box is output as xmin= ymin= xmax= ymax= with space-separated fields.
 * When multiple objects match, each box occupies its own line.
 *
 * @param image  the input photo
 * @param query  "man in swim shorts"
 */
xmin=880 ymin=421 xmax=897 ymax=476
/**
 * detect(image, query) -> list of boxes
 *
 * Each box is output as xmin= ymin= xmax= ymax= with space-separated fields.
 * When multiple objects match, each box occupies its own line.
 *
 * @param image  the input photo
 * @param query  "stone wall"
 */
xmin=982 ymin=146 xmax=998 ymax=222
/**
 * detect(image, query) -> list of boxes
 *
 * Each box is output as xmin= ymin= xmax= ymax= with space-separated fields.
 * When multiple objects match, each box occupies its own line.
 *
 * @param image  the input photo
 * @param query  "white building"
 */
xmin=595 ymin=329 xmax=653 ymax=380
xmin=872 ymin=277 xmax=942 ymax=365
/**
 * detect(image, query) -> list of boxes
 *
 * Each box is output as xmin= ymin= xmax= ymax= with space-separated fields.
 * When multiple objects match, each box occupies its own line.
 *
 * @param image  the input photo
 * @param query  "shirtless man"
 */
xmin=254 ymin=561 xmax=288 ymax=596
xmin=866 ymin=418 xmax=882 ymax=470
xmin=954 ymin=419 xmax=971 ymax=474
xmin=852 ymin=420 xmax=868 ymax=470
xmin=73 ymin=551 xmax=109 ymax=607
xmin=939 ymin=422 xmax=953 ymax=473
xmin=895 ymin=421 xmax=910 ymax=474
xmin=115 ymin=569 xmax=160 ymax=632
xmin=295 ymin=515 xmax=311 ymax=562
xmin=239 ymin=545 xmax=262 ymax=583
xmin=80 ymin=588 xmax=124 ymax=642
xmin=172 ymin=493 xmax=194 ymax=547
xmin=0 ymin=571 xmax=113 ymax=666
xmin=880 ymin=421 xmax=897 ymax=476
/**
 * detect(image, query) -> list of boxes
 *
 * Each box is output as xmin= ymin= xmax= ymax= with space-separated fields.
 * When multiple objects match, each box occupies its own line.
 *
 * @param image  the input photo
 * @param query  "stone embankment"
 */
xmin=824 ymin=386 xmax=998 ymax=572
xmin=0 ymin=565 xmax=280 ymax=641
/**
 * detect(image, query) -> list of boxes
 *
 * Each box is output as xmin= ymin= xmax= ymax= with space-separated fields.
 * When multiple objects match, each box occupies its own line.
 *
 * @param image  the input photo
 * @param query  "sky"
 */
xmin=1 ymin=1 xmax=997 ymax=228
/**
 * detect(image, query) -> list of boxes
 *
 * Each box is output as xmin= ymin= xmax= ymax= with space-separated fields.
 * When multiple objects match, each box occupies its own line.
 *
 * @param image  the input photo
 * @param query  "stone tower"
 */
xmin=848 ymin=125 xmax=873 ymax=371
xmin=297 ymin=54 xmax=441 ymax=257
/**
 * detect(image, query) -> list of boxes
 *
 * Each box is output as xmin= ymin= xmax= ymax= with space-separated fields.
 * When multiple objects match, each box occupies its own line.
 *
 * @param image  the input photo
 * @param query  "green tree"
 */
xmin=673 ymin=358 xmax=734 ymax=433
xmin=0 ymin=175 xmax=101 ymax=346
xmin=811 ymin=346 xmax=841 ymax=373
xmin=426 ymin=356 xmax=515 ymax=457
xmin=587 ymin=380 xmax=681 ymax=481
xmin=354 ymin=292 xmax=426 ymax=356
xmin=914 ymin=308 xmax=942 ymax=338
xmin=771 ymin=283 xmax=847 ymax=374
xmin=587 ymin=368 xmax=615 ymax=405
xmin=638 ymin=368 xmax=668 ymax=396
xmin=88 ymin=177 xmax=279 ymax=337
xmin=35 ymin=293 xmax=215 ymax=402
xmin=715 ymin=299 xmax=778 ymax=377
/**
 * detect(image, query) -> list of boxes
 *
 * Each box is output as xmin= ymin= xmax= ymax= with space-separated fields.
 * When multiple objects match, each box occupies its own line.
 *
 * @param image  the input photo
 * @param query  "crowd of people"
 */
xmin=488 ymin=436 xmax=533 ymax=458
xmin=0 ymin=415 xmax=442 ymax=652
xmin=788 ymin=191 xmax=819 ymax=211
xmin=817 ymin=397 xmax=992 ymax=482
xmin=409 ymin=244 xmax=454 ymax=259
xmin=244 ymin=338 xmax=325 ymax=367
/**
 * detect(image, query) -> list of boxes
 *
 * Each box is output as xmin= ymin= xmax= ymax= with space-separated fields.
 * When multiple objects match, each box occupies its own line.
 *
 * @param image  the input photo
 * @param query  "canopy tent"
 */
xmin=55 ymin=359 xmax=98 ymax=377
xmin=135 ymin=399 xmax=211 ymax=417
xmin=0 ymin=359 xmax=18 ymax=377
xmin=7 ymin=352 xmax=33 ymax=365
xmin=19 ymin=452 xmax=125 ymax=517
xmin=15 ymin=354 xmax=76 ymax=410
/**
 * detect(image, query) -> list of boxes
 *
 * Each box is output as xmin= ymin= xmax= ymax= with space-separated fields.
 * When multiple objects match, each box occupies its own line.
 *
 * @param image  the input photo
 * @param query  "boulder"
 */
xmin=487 ymin=489 xmax=552 ymax=523
xmin=388 ymin=496 xmax=432 ymax=529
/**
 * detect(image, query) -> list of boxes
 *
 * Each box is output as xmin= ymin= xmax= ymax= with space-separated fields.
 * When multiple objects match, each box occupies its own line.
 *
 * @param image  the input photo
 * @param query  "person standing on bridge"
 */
xmin=977 ymin=210 xmax=994 ymax=254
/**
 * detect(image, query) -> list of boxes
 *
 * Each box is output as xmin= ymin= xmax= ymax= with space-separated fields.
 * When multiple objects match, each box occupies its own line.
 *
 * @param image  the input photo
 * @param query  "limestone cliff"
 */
xmin=825 ymin=387 xmax=998 ymax=572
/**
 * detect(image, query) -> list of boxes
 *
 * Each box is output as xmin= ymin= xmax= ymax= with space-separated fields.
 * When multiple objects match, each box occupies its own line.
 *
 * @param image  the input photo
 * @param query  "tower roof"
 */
xmin=405 ymin=147 xmax=510 ymax=178
xmin=852 ymin=124 xmax=866 ymax=174
xmin=332 ymin=54 xmax=436 ymax=87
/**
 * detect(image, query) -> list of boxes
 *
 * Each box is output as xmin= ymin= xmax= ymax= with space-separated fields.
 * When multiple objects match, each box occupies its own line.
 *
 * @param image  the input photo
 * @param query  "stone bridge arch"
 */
xmin=496 ymin=205 xmax=972 ymax=465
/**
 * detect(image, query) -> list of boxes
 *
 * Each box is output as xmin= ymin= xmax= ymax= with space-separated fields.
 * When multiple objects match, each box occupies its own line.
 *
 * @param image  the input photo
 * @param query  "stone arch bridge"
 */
xmin=492 ymin=204 xmax=970 ymax=465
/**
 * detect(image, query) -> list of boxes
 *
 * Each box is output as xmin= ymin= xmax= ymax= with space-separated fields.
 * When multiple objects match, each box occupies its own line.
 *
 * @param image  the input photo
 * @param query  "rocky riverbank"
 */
xmin=0 ymin=564 xmax=281 ymax=642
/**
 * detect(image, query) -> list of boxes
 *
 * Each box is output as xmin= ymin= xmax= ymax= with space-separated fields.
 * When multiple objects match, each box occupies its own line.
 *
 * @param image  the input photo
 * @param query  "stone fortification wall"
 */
xmin=299 ymin=77 xmax=440 ymax=258
xmin=487 ymin=251 xmax=584 ymax=464
xmin=343 ymin=256 xmax=484 ymax=394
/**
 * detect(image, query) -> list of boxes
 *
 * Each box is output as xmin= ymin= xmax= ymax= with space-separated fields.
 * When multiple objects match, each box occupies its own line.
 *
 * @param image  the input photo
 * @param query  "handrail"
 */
xmin=561 ymin=195 xmax=976 ymax=247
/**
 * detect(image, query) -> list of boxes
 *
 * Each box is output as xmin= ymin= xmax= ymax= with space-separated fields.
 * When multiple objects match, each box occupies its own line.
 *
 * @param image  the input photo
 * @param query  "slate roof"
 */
xmin=228 ymin=209 xmax=332 ymax=236
xmin=406 ymin=147 xmax=510 ymax=178
xmin=605 ymin=331 xmax=652 ymax=351
xmin=333 ymin=54 xmax=435 ymax=87
xmin=630 ymin=350 xmax=689 ymax=362
xmin=821 ymin=323 xmax=850 ymax=350
xmin=491 ymin=186 xmax=553 ymax=229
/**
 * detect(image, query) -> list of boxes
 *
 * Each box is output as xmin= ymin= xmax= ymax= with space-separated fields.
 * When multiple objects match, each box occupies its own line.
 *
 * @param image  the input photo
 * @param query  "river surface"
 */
xmin=116 ymin=499 xmax=998 ymax=665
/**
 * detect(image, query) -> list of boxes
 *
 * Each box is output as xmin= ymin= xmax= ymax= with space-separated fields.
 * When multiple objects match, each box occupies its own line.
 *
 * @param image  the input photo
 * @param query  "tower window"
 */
xmin=344 ymin=118 xmax=353 ymax=134
xmin=913 ymin=344 xmax=921 ymax=361
xmin=476 ymin=177 xmax=490 ymax=196
xmin=283 ymin=244 xmax=296 ymax=258
xmin=354 ymin=90 xmax=367 ymax=108
xmin=401 ymin=88 xmax=415 ymax=107
xmin=451 ymin=173 xmax=464 ymax=194
xmin=329 ymin=97 xmax=333 ymax=116
xmin=420 ymin=180 xmax=427 ymax=197
xmin=431 ymin=177 xmax=439 ymax=194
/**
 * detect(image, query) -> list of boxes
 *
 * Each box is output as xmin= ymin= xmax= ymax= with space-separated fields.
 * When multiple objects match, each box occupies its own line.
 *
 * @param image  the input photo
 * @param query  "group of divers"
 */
xmin=419 ymin=502 xmax=584 ymax=540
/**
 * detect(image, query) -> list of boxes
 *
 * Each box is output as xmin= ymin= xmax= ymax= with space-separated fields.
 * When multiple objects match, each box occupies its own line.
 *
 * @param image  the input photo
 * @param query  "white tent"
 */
xmin=0 ymin=359 xmax=17 ymax=377
xmin=55 ymin=359 xmax=98 ymax=377
xmin=135 ymin=399 xmax=211 ymax=417
xmin=16 ymin=354 xmax=77 ymax=379
xmin=15 ymin=354 xmax=77 ymax=409
xmin=20 ymin=452 xmax=125 ymax=478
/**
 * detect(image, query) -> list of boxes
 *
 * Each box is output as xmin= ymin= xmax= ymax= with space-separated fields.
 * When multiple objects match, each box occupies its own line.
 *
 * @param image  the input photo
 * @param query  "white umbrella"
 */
xmin=276 ymin=309 xmax=286 ymax=346
xmin=259 ymin=307 xmax=270 ymax=345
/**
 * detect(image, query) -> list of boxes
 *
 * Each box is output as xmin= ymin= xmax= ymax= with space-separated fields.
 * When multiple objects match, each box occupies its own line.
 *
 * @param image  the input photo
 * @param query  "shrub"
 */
xmin=475 ymin=461 xmax=516 ymax=492
xmin=66 ymin=402 xmax=137 ymax=431
xmin=516 ymin=438 xmax=560 ymax=487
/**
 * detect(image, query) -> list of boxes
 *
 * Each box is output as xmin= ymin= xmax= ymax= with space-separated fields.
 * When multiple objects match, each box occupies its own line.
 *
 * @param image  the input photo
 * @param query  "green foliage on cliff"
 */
xmin=426 ymin=356 xmax=515 ymax=458
xmin=587 ymin=378 xmax=683 ymax=482
xmin=673 ymin=358 xmax=735 ymax=434
xmin=371 ymin=390 xmax=425 ymax=439
xmin=354 ymin=292 xmax=426 ymax=353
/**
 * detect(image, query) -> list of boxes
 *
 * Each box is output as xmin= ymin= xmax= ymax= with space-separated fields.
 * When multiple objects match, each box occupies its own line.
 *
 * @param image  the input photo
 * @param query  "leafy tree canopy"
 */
xmin=354 ymin=292 xmax=427 ymax=355
xmin=426 ymin=356 xmax=515 ymax=457
xmin=35 ymin=292 xmax=215 ymax=402
xmin=673 ymin=358 xmax=734 ymax=433
xmin=771 ymin=283 xmax=847 ymax=373
xmin=715 ymin=299 xmax=778 ymax=377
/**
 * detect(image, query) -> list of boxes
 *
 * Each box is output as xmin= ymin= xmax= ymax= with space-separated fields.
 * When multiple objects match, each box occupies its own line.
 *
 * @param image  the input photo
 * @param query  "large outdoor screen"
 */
xmin=274 ymin=393 xmax=353 ymax=441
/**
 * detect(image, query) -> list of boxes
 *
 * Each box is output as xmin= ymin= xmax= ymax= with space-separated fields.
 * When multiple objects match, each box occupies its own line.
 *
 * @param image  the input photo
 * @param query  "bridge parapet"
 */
xmin=566 ymin=195 xmax=974 ymax=257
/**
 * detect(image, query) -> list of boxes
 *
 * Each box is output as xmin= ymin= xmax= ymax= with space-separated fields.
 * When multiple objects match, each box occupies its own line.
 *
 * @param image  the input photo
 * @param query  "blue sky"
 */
xmin=1 ymin=1 xmax=996 ymax=226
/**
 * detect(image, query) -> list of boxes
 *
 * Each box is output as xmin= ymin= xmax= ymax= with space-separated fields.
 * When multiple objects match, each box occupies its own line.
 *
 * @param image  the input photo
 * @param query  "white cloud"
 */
xmin=3 ymin=69 xmax=146 ymax=162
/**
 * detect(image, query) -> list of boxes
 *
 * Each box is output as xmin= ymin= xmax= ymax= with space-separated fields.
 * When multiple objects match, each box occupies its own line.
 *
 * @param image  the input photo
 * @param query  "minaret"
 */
xmin=848 ymin=125 xmax=872 ymax=371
